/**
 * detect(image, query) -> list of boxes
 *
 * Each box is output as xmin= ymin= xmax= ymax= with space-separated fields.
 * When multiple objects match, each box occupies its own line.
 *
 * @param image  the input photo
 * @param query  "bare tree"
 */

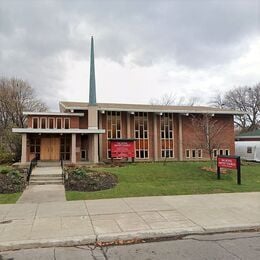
xmin=190 ymin=114 xmax=228 ymax=167
xmin=211 ymin=84 xmax=260 ymax=132
xmin=0 ymin=77 xmax=47 ymax=160
xmin=150 ymin=92 xmax=200 ymax=106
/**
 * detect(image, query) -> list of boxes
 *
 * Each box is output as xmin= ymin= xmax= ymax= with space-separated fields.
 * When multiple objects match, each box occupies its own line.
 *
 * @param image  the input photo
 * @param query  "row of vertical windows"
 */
xmin=185 ymin=149 xmax=230 ymax=159
xmin=186 ymin=149 xmax=203 ymax=159
xmin=107 ymin=111 xmax=121 ymax=158
xmin=32 ymin=117 xmax=70 ymax=129
xmin=213 ymin=149 xmax=230 ymax=158
xmin=160 ymin=113 xmax=174 ymax=158
xmin=134 ymin=112 xmax=149 ymax=159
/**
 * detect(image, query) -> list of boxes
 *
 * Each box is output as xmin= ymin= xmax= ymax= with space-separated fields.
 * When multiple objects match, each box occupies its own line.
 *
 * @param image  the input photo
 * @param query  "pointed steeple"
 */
xmin=89 ymin=36 xmax=97 ymax=105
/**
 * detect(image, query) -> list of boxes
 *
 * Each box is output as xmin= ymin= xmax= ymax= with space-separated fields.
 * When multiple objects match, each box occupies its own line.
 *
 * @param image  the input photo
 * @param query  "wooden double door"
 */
xmin=40 ymin=137 xmax=60 ymax=161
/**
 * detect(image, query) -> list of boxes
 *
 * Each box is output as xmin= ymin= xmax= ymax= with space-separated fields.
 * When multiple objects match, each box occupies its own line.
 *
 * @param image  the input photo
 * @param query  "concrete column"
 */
xmin=127 ymin=112 xmax=131 ymax=138
xmin=71 ymin=133 xmax=76 ymax=164
xmin=88 ymin=106 xmax=98 ymax=129
xmin=178 ymin=114 xmax=183 ymax=161
xmin=93 ymin=134 xmax=99 ymax=163
xmin=21 ymin=133 xmax=27 ymax=163
xmin=153 ymin=113 xmax=158 ymax=161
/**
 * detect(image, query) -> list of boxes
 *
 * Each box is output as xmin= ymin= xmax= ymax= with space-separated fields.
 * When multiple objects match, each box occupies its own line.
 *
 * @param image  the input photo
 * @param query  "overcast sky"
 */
xmin=0 ymin=0 xmax=259 ymax=110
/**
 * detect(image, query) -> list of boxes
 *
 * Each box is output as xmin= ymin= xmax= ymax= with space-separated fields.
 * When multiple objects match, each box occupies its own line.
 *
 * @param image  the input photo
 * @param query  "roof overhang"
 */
xmin=236 ymin=136 xmax=260 ymax=139
xmin=97 ymin=107 xmax=245 ymax=115
xmin=23 ymin=112 xmax=84 ymax=117
xmin=12 ymin=128 xmax=105 ymax=134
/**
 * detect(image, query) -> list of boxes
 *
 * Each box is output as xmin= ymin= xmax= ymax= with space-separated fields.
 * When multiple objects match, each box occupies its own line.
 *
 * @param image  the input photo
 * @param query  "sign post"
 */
xmin=217 ymin=155 xmax=241 ymax=185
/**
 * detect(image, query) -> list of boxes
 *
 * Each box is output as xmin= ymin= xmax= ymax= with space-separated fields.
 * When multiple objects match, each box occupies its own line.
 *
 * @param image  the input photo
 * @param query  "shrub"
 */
xmin=65 ymin=167 xmax=118 ymax=192
xmin=0 ymin=168 xmax=26 ymax=193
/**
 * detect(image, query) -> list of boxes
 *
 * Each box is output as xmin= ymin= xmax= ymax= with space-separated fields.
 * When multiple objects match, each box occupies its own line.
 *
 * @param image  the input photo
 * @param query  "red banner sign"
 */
xmin=217 ymin=157 xmax=237 ymax=169
xmin=111 ymin=141 xmax=135 ymax=158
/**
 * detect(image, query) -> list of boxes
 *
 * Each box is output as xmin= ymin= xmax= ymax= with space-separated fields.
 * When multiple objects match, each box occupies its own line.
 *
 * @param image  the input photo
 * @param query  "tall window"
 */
xmin=29 ymin=137 xmax=40 ymax=159
xmin=60 ymin=135 xmax=71 ymax=160
xmin=56 ymin=118 xmax=62 ymax=129
xmin=40 ymin=118 xmax=47 ymax=129
xmin=134 ymin=112 xmax=149 ymax=159
xmin=64 ymin=118 xmax=70 ymax=129
xmin=32 ymin=117 xmax=38 ymax=129
xmin=107 ymin=111 xmax=121 ymax=158
xmin=160 ymin=113 xmax=174 ymax=158
xmin=48 ymin=118 xmax=54 ymax=129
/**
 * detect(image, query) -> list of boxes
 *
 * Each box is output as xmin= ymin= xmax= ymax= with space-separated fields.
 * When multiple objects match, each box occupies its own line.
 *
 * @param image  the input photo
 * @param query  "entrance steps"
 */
xmin=37 ymin=161 xmax=61 ymax=167
xmin=29 ymin=166 xmax=63 ymax=185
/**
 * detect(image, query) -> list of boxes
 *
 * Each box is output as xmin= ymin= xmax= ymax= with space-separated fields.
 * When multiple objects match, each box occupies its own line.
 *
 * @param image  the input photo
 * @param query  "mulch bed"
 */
xmin=0 ymin=169 xmax=26 ymax=193
xmin=65 ymin=168 xmax=118 ymax=192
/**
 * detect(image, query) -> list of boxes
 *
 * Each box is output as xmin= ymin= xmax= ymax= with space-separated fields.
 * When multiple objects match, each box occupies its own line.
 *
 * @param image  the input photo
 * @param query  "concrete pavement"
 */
xmin=0 ymin=192 xmax=260 ymax=251
xmin=17 ymin=185 xmax=66 ymax=204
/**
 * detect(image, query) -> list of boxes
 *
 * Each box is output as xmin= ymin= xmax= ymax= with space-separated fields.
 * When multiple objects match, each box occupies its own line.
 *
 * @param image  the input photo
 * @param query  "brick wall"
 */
xmin=182 ymin=114 xmax=235 ymax=159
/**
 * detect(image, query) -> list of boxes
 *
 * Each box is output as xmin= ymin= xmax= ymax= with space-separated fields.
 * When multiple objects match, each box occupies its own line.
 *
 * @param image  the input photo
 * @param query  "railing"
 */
xmin=27 ymin=157 xmax=37 ymax=183
xmin=61 ymin=157 xmax=64 ymax=184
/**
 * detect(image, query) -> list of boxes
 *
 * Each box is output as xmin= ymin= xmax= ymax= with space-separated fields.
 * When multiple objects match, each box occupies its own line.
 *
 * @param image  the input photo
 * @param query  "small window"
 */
xmin=186 ymin=149 xmax=190 ymax=158
xmin=225 ymin=149 xmax=230 ymax=156
xmin=197 ymin=149 xmax=202 ymax=158
xmin=219 ymin=149 xmax=223 ymax=156
xmin=247 ymin=147 xmax=252 ymax=154
xmin=81 ymin=150 xmax=86 ymax=160
xmin=56 ymin=118 xmax=62 ymax=129
xmin=40 ymin=118 xmax=46 ymax=129
xmin=32 ymin=117 xmax=38 ymax=129
xmin=192 ymin=149 xmax=196 ymax=158
xmin=48 ymin=118 xmax=54 ymax=129
xmin=213 ymin=149 xmax=218 ymax=158
xmin=64 ymin=118 xmax=70 ymax=129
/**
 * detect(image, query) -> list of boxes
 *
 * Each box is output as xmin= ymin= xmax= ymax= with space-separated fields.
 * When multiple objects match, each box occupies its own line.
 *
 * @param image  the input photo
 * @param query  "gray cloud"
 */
xmin=0 ymin=0 xmax=259 ymax=109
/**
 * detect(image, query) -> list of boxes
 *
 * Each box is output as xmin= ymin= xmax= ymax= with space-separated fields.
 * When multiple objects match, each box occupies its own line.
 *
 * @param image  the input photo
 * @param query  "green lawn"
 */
xmin=0 ymin=193 xmax=22 ymax=204
xmin=66 ymin=161 xmax=260 ymax=200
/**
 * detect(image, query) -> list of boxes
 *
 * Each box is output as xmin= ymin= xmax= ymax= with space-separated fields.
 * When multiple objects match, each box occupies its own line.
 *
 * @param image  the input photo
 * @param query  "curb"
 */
xmin=1 ymin=225 xmax=260 ymax=252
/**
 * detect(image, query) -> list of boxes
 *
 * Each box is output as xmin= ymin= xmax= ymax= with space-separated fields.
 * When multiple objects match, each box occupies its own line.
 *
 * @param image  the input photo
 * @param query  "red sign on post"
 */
xmin=217 ymin=157 xmax=237 ymax=169
xmin=217 ymin=155 xmax=241 ymax=185
xmin=111 ymin=140 xmax=135 ymax=159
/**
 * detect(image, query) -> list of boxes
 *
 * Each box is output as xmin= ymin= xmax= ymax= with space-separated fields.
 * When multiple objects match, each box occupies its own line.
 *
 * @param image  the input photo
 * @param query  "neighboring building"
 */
xmin=13 ymin=37 xmax=243 ymax=165
xmin=235 ymin=130 xmax=260 ymax=162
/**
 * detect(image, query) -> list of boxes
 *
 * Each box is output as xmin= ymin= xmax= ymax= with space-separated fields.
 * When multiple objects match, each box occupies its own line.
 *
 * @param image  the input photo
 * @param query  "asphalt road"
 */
xmin=1 ymin=231 xmax=260 ymax=260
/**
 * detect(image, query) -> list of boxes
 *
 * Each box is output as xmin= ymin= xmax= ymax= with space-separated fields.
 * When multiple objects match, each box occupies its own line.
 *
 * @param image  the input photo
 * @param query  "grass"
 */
xmin=66 ymin=161 xmax=260 ymax=201
xmin=0 ymin=193 xmax=22 ymax=204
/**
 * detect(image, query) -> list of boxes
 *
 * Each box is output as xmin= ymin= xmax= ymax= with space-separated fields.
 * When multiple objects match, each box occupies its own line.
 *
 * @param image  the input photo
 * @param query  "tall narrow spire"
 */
xmin=89 ymin=36 xmax=96 ymax=105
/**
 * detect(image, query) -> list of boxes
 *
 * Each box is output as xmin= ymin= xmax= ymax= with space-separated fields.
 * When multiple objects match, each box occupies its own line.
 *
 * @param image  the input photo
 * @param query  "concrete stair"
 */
xmin=29 ymin=166 xmax=63 ymax=185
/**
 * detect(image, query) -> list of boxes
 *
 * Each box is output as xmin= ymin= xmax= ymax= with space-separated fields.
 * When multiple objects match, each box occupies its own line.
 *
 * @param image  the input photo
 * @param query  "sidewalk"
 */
xmin=0 ymin=192 xmax=260 ymax=251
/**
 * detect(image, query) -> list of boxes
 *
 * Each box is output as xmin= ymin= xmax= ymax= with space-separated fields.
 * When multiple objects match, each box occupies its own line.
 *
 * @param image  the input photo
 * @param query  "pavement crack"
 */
xmin=53 ymin=248 xmax=57 ymax=260
xmin=184 ymin=234 xmax=260 ymax=243
xmin=215 ymin=240 xmax=242 ymax=260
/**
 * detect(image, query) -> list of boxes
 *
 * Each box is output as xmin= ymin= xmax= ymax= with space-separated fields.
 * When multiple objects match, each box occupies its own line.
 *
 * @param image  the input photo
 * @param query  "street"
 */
xmin=1 ymin=231 xmax=260 ymax=260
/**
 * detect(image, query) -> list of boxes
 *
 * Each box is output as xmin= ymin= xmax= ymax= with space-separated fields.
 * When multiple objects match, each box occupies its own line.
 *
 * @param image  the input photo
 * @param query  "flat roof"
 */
xmin=237 ymin=130 xmax=260 ymax=138
xmin=12 ymin=128 xmax=105 ymax=134
xmin=23 ymin=112 xmax=84 ymax=117
xmin=59 ymin=101 xmax=245 ymax=115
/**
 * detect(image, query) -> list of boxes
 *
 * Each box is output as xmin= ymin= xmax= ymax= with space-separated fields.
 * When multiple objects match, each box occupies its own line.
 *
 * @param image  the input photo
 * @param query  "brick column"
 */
xmin=71 ymin=133 xmax=76 ymax=164
xmin=21 ymin=133 xmax=27 ymax=163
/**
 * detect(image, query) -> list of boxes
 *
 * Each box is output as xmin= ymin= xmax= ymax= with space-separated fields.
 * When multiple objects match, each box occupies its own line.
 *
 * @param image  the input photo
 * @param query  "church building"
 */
xmin=13 ymin=37 xmax=243 ymax=164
